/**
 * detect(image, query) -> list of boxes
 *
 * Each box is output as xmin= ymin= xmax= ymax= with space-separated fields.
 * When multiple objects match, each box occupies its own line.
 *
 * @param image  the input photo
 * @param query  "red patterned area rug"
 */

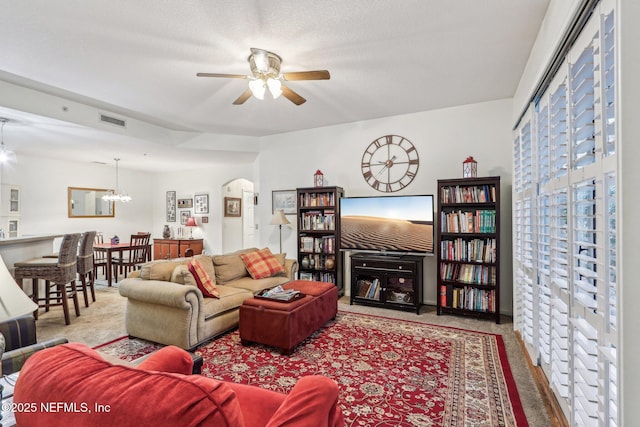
xmin=95 ymin=312 xmax=528 ymax=426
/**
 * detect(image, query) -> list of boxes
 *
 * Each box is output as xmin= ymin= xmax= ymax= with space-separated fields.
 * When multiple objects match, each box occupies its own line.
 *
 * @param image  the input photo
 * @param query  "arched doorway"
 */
xmin=221 ymin=178 xmax=255 ymax=253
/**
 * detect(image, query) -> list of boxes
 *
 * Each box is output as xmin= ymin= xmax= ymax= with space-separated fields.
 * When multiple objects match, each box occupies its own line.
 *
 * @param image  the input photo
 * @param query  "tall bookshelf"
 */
xmin=436 ymin=176 xmax=500 ymax=323
xmin=296 ymin=186 xmax=344 ymax=294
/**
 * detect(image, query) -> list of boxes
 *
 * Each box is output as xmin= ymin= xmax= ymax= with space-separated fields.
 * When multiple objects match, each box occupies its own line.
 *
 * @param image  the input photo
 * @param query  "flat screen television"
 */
xmin=339 ymin=194 xmax=434 ymax=255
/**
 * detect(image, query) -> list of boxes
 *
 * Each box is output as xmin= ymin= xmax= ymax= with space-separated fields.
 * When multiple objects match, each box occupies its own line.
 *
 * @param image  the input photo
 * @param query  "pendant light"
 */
xmin=102 ymin=158 xmax=132 ymax=203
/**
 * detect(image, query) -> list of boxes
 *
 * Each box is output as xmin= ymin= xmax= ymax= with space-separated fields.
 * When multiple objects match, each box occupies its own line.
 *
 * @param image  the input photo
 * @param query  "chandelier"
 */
xmin=102 ymin=158 xmax=131 ymax=203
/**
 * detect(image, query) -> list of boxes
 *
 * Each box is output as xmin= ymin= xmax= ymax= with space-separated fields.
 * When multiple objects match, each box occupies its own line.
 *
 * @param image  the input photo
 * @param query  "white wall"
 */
xmin=0 ymin=154 xmax=154 ymax=241
xmin=257 ymin=98 xmax=515 ymax=314
xmin=149 ymin=163 xmax=255 ymax=255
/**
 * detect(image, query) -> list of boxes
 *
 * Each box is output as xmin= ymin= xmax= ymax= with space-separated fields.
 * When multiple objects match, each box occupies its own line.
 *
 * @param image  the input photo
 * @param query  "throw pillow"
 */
xmin=240 ymin=247 xmax=285 ymax=280
xmin=137 ymin=345 xmax=194 ymax=375
xmin=188 ymin=259 xmax=219 ymax=298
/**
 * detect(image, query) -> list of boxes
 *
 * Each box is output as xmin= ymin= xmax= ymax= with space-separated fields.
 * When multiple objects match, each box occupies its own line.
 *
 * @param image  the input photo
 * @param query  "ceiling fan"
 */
xmin=197 ymin=48 xmax=330 ymax=106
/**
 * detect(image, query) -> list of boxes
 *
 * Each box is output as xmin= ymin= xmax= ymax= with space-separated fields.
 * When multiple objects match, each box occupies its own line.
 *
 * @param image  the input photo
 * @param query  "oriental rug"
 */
xmin=96 ymin=311 xmax=528 ymax=426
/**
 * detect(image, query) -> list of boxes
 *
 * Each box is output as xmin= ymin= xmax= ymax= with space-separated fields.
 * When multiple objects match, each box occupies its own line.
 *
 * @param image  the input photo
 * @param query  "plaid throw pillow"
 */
xmin=240 ymin=248 xmax=285 ymax=280
xmin=188 ymin=259 xmax=219 ymax=298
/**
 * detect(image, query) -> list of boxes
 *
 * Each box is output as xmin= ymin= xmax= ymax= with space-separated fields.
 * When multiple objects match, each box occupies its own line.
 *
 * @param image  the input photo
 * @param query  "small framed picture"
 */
xmin=194 ymin=193 xmax=209 ymax=214
xmin=272 ymin=190 xmax=297 ymax=215
xmin=180 ymin=210 xmax=191 ymax=225
xmin=224 ymin=197 xmax=242 ymax=217
xmin=166 ymin=190 xmax=176 ymax=222
xmin=201 ymin=216 xmax=209 ymax=223
xmin=178 ymin=198 xmax=193 ymax=209
xmin=299 ymin=272 xmax=314 ymax=280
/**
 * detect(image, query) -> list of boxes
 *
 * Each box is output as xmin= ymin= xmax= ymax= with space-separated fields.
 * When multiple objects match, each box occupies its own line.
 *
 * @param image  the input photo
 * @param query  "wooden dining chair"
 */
xmin=111 ymin=233 xmax=151 ymax=283
xmin=93 ymin=232 xmax=107 ymax=279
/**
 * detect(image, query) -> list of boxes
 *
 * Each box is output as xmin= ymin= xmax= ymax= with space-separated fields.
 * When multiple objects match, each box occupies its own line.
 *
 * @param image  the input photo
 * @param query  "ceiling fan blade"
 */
xmin=232 ymin=88 xmax=253 ymax=105
xmin=282 ymin=70 xmax=330 ymax=81
xmin=281 ymin=85 xmax=306 ymax=105
xmin=196 ymin=72 xmax=248 ymax=79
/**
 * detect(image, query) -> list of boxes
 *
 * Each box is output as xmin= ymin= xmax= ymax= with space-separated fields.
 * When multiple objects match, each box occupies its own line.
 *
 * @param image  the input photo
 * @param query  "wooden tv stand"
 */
xmin=349 ymin=253 xmax=423 ymax=314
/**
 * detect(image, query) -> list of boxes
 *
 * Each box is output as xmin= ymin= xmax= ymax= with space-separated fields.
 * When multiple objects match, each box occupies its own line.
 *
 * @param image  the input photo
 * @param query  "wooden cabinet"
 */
xmin=436 ymin=176 xmax=500 ymax=323
xmin=296 ymin=186 xmax=344 ymax=294
xmin=153 ymin=238 xmax=203 ymax=260
xmin=350 ymin=253 xmax=423 ymax=314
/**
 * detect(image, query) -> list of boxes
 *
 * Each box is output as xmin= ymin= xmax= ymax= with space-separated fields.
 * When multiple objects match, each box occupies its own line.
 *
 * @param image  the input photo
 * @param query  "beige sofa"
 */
xmin=118 ymin=248 xmax=297 ymax=350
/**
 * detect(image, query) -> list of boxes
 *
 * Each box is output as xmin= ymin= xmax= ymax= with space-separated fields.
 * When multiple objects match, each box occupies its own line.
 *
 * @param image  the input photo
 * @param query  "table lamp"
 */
xmin=185 ymin=217 xmax=197 ymax=239
xmin=0 ymin=254 xmax=38 ymax=408
xmin=270 ymin=209 xmax=290 ymax=253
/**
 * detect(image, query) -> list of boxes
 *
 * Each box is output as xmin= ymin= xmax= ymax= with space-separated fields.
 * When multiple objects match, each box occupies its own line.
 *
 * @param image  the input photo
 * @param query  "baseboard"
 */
xmin=515 ymin=331 xmax=568 ymax=427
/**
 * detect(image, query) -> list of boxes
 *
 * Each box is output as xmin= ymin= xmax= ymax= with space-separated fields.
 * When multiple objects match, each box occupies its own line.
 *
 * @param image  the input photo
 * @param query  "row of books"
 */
xmin=300 ymin=211 xmax=336 ymax=231
xmin=440 ymin=285 xmax=496 ymax=312
xmin=299 ymin=271 xmax=336 ymax=283
xmin=299 ymin=192 xmax=336 ymax=207
xmin=440 ymin=210 xmax=496 ymax=233
xmin=440 ymin=238 xmax=496 ymax=263
xmin=440 ymin=262 xmax=496 ymax=285
xmin=440 ymin=185 xmax=496 ymax=204
xmin=356 ymin=278 xmax=381 ymax=300
xmin=300 ymin=235 xmax=336 ymax=253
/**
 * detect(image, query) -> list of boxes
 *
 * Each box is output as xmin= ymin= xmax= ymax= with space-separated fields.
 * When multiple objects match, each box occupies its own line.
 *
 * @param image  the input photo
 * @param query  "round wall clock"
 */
xmin=361 ymin=135 xmax=419 ymax=192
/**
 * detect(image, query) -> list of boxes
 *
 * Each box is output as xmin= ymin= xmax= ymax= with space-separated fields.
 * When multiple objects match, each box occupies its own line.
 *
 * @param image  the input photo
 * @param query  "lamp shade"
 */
xmin=0 ymin=254 xmax=38 ymax=321
xmin=185 ymin=217 xmax=197 ymax=227
xmin=270 ymin=210 xmax=290 ymax=226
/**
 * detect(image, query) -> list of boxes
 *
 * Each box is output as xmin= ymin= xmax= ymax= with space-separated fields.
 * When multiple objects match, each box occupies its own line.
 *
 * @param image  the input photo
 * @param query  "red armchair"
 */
xmin=13 ymin=343 xmax=344 ymax=427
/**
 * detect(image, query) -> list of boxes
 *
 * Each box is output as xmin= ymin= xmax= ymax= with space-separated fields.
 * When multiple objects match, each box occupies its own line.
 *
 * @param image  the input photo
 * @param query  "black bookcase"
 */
xmin=436 ymin=176 xmax=501 ymax=323
xmin=296 ymin=186 xmax=344 ymax=294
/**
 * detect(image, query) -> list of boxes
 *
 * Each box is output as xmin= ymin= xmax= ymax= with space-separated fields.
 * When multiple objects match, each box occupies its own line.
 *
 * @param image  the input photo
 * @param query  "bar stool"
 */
xmin=14 ymin=233 xmax=82 ymax=325
xmin=77 ymin=231 xmax=97 ymax=307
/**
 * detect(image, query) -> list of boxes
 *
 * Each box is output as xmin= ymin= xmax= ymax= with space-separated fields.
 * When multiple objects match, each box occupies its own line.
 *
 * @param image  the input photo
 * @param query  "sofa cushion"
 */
xmin=14 ymin=343 xmax=245 ymax=427
xmin=240 ymin=248 xmax=285 ymax=280
xmin=170 ymin=265 xmax=198 ymax=287
xmin=140 ymin=260 xmax=181 ymax=281
xmin=201 ymin=285 xmax=253 ymax=320
xmin=213 ymin=248 xmax=259 ymax=285
xmin=224 ymin=275 xmax=289 ymax=295
xmin=189 ymin=259 xmax=219 ymax=298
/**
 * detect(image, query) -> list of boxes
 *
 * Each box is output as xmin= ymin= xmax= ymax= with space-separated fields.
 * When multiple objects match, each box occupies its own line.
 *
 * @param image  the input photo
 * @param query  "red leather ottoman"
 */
xmin=239 ymin=280 xmax=338 ymax=355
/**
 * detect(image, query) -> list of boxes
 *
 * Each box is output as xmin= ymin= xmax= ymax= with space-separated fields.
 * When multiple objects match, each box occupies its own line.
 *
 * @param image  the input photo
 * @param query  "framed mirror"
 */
xmin=68 ymin=187 xmax=115 ymax=218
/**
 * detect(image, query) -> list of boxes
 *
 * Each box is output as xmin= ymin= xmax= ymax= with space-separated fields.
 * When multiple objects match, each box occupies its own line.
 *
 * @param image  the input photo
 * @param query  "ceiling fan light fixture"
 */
xmin=249 ymin=79 xmax=266 ymax=100
xmin=267 ymin=78 xmax=282 ymax=99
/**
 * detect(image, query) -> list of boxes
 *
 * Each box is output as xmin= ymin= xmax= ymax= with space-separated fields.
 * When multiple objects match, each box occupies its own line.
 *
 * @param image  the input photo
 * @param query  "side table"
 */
xmin=1 ymin=372 xmax=19 ymax=427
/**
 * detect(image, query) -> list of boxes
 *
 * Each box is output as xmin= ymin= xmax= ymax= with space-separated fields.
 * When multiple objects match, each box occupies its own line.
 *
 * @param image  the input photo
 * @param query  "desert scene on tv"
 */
xmin=340 ymin=216 xmax=433 ymax=253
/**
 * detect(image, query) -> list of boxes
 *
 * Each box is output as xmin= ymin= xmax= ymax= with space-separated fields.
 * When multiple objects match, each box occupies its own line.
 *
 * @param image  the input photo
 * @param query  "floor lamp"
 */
xmin=270 ymin=209 xmax=290 ymax=253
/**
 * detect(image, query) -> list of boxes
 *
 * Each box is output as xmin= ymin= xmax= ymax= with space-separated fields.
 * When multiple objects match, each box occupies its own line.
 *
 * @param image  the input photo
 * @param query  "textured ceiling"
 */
xmin=0 ymin=0 xmax=549 ymax=171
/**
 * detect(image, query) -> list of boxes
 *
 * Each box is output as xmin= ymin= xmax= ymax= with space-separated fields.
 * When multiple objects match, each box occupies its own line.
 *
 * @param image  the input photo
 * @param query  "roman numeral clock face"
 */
xmin=361 ymin=135 xmax=419 ymax=192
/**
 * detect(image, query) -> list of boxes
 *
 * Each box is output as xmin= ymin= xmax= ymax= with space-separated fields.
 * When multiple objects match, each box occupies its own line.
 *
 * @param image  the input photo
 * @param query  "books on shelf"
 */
xmin=299 ymin=210 xmax=336 ymax=231
xmin=299 ymin=192 xmax=336 ymax=207
xmin=440 ymin=185 xmax=496 ymax=204
xmin=300 ymin=235 xmax=335 ymax=253
xmin=439 ymin=262 xmax=496 ymax=285
xmin=440 ymin=238 xmax=496 ymax=263
xmin=356 ymin=278 xmax=380 ymax=299
xmin=440 ymin=210 xmax=496 ymax=233
xmin=448 ymin=286 xmax=495 ymax=312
